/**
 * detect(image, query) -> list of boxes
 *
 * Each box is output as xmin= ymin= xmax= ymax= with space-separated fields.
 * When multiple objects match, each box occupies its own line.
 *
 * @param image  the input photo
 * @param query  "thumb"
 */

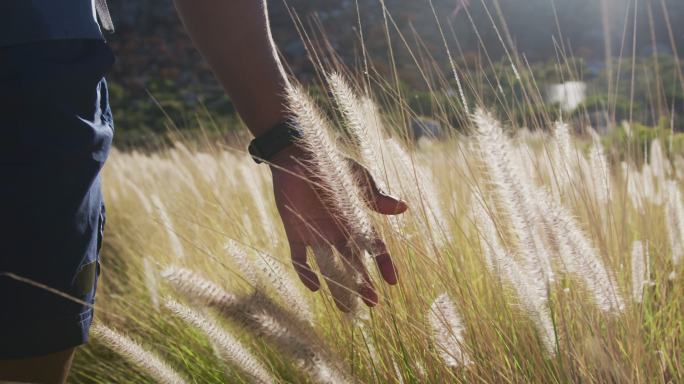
xmin=346 ymin=157 xmax=408 ymax=215
xmin=372 ymin=190 xmax=409 ymax=215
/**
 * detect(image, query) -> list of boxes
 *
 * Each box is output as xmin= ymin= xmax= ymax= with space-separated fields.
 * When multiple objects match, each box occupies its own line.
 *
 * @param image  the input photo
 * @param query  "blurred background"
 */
xmin=105 ymin=0 xmax=684 ymax=146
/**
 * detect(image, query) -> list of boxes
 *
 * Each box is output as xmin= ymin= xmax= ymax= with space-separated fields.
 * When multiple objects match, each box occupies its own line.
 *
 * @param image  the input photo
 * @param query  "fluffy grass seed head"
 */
xmin=92 ymin=323 xmax=188 ymax=384
xmin=428 ymin=293 xmax=472 ymax=367
xmin=162 ymin=266 xmax=238 ymax=312
xmin=164 ymin=298 xmax=276 ymax=384
xmin=631 ymin=241 xmax=647 ymax=303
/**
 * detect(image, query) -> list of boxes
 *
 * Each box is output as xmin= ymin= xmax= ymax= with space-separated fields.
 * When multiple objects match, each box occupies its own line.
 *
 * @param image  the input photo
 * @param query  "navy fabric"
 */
xmin=0 ymin=0 xmax=104 ymax=48
xmin=0 ymin=40 xmax=114 ymax=359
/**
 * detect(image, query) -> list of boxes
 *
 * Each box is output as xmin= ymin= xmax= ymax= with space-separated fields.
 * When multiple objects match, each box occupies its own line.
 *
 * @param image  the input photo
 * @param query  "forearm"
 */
xmin=173 ymin=0 xmax=290 ymax=136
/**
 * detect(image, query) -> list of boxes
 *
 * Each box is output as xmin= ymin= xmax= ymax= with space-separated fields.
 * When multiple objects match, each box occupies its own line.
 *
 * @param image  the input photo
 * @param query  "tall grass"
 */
xmin=73 ymin=88 xmax=683 ymax=382
xmin=70 ymin=3 xmax=684 ymax=383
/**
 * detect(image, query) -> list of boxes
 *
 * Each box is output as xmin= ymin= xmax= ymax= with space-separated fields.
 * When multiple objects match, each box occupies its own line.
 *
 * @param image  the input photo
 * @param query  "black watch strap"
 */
xmin=248 ymin=120 xmax=301 ymax=164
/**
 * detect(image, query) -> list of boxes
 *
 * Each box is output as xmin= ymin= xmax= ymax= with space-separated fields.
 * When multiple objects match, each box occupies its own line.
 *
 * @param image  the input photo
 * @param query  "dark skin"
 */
xmin=2 ymin=0 xmax=406 ymax=382
xmin=270 ymin=146 xmax=407 ymax=310
xmin=174 ymin=0 xmax=408 ymax=309
xmin=0 ymin=348 xmax=74 ymax=383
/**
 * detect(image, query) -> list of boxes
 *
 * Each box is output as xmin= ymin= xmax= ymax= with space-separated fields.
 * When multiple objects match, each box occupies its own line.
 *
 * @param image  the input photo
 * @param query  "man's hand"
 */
xmin=269 ymin=145 xmax=407 ymax=311
xmin=173 ymin=0 xmax=408 ymax=310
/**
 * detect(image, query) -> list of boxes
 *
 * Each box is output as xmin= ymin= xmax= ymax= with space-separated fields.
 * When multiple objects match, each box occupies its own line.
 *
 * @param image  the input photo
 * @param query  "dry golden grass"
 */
xmin=70 ymin=104 xmax=683 ymax=382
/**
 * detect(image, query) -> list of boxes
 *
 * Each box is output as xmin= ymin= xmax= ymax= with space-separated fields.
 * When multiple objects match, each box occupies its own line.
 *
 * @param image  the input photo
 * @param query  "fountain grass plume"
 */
xmin=588 ymin=131 xmax=611 ymax=207
xmin=224 ymin=240 xmax=260 ymax=287
xmin=164 ymin=298 xmax=276 ymax=384
xmin=471 ymin=195 xmax=556 ymax=354
xmin=327 ymin=73 xmax=449 ymax=246
xmin=286 ymin=84 xmax=374 ymax=248
xmin=664 ymin=180 xmax=684 ymax=268
xmin=253 ymin=248 xmax=314 ymax=324
xmin=623 ymin=162 xmax=645 ymax=212
xmin=650 ymin=139 xmax=670 ymax=182
xmin=414 ymin=159 xmax=451 ymax=245
xmin=392 ymin=359 xmax=406 ymax=384
xmin=327 ymin=74 xmax=376 ymax=162
xmin=472 ymin=109 xmax=554 ymax=283
xmin=328 ymin=73 xmax=389 ymax=192
xmin=642 ymin=163 xmax=662 ymax=205
xmin=327 ymin=76 xmax=418 ymax=242
xmin=384 ymin=138 xmax=418 ymax=234
xmin=162 ymin=266 xmax=238 ymax=311
xmin=384 ymin=137 xmax=450 ymax=248
xmin=428 ymin=293 xmax=472 ymax=367
xmin=164 ymin=265 xmax=351 ymax=383
xmin=534 ymin=188 xmax=625 ymax=314
xmin=471 ymin=194 xmax=505 ymax=271
xmin=231 ymin=290 xmax=353 ymax=384
xmin=225 ymin=239 xmax=314 ymax=324
xmin=631 ymin=241 xmax=646 ymax=303
xmin=92 ymin=323 xmax=188 ymax=384
xmin=550 ymin=122 xmax=575 ymax=192
xmin=359 ymin=97 xmax=387 ymax=162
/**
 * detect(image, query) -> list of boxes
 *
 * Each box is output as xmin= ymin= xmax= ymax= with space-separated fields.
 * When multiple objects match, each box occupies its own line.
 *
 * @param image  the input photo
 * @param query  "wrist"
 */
xmin=248 ymin=119 xmax=301 ymax=164
xmin=268 ymin=144 xmax=306 ymax=169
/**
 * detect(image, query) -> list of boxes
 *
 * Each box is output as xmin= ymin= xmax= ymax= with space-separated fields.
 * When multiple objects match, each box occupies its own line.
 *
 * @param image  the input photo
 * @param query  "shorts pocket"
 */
xmin=73 ymin=203 xmax=105 ymax=297
xmin=73 ymin=260 xmax=98 ymax=297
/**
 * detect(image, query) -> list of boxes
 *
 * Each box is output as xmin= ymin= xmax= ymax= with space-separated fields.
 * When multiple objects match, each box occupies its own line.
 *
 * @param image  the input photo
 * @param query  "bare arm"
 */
xmin=173 ymin=0 xmax=287 ymax=136
xmin=173 ymin=0 xmax=407 ymax=310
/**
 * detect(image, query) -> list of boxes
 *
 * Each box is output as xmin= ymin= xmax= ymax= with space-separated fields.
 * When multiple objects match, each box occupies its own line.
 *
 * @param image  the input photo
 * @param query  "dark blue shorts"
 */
xmin=0 ymin=39 xmax=114 ymax=359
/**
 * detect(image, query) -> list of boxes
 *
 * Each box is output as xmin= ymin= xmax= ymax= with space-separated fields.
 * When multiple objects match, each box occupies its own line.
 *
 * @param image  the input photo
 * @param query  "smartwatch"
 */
xmin=247 ymin=120 xmax=301 ymax=164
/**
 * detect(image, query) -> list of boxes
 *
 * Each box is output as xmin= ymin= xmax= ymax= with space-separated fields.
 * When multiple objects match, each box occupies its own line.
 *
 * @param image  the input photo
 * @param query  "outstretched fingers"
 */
xmin=311 ymin=244 xmax=357 ymax=312
xmin=289 ymin=240 xmax=320 ymax=291
xmin=370 ymin=237 xmax=398 ymax=285
xmin=335 ymin=243 xmax=378 ymax=307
